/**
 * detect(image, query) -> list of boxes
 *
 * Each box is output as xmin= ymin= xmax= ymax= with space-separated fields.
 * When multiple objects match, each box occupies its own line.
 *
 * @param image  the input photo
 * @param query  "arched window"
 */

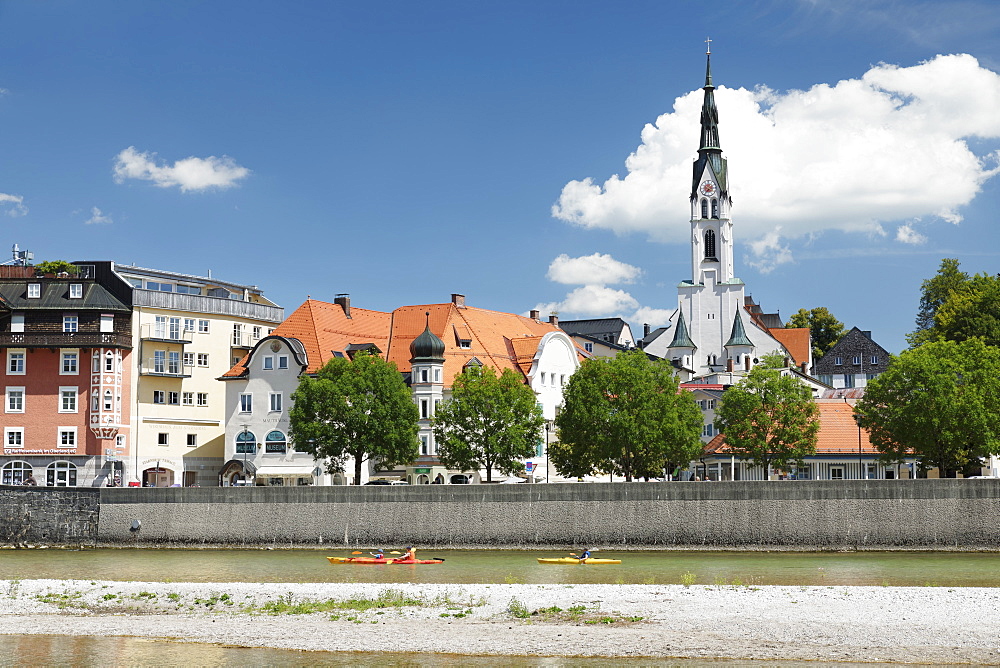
xmin=104 ymin=390 xmax=113 ymax=411
xmin=46 ymin=461 xmax=77 ymax=487
xmin=704 ymin=229 xmax=717 ymax=259
xmin=2 ymin=461 xmax=33 ymax=485
xmin=711 ymin=199 xmax=719 ymax=218
xmin=700 ymin=199 xmax=709 ymax=218
xmin=265 ymin=430 xmax=287 ymax=453
xmin=105 ymin=351 xmax=114 ymax=372
xmin=235 ymin=430 xmax=256 ymax=454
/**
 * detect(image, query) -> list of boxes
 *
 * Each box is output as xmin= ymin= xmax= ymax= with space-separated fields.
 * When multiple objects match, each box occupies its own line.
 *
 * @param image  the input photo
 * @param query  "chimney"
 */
xmin=529 ymin=309 xmax=540 ymax=320
xmin=334 ymin=293 xmax=351 ymax=319
xmin=643 ymin=323 xmax=651 ymax=337
xmin=548 ymin=314 xmax=559 ymax=327
xmin=744 ymin=356 xmax=751 ymax=371
xmin=783 ymin=356 xmax=790 ymax=368
xmin=801 ymin=361 xmax=808 ymax=374
xmin=727 ymin=358 xmax=734 ymax=372
xmin=451 ymin=293 xmax=465 ymax=308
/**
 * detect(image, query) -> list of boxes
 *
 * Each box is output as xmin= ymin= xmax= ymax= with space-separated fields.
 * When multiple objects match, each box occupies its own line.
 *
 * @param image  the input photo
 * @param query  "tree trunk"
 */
xmin=354 ymin=456 xmax=364 ymax=486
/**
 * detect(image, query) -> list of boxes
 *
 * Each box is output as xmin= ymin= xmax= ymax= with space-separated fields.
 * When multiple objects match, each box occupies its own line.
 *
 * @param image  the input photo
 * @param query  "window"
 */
xmin=540 ymin=372 xmax=546 ymax=386
xmin=105 ymin=351 xmax=116 ymax=372
xmin=791 ymin=464 xmax=812 ymax=480
xmin=433 ymin=368 xmax=440 ymax=382
xmin=830 ymin=467 xmax=844 ymax=480
xmin=183 ymin=352 xmax=195 ymax=366
xmin=10 ymin=313 xmax=24 ymax=333
xmin=27 ymin=283 xmax=41 ymax=298
xmin=184 ymin=318 xmax=196 ymax=332
xmin=8 ymin=351 xmax=25 ymax=374
xmin=100 ymin=314 xmax=114 ymax=333
xmin=182 ymin=392 xmax=194 ymax=406
xmin=702 ymin=424 xmax=714 ymax=437
xmin=701 ymin=198 xmax=708 ymax=218
xmin=157 ymin=433 xmax=168 ymax=446
xmin=59 ymin=428 xmax=76 ymax=448
xmin=176 ymin=284 xmax=201 ymax=295
xmin=262 ymin=356 xmax=274 ymax=370
xmin=844 ymin=374 xmax=855 ymax=389
xmin=59 ymin=388 xmax=77 ymax=413
xmin=420 ymin=368 xmax=428 ymax=382
xmin=818 ymin=374 xmax=833 ymax=386
xmin=420 ymin=435 xmax=429 ymax=456
xmin=852 ymin=356 xmax=861 ymax=365
xmin=187 ymin=434 xmax=197 ymax=447
xmin=2 ymin=460 xmax=32 ymax=485
xmin=253 ymin=326 xmax=262 ymax=339
xmin=168 ymin=351 xmax=180 ymax=374
xmin=168 ymin=391 xmax=179 ymax=405
xmin=153 ymin=391 xmax=165 ymax=404
xmin=197 ymin=353 xmax=209 ymax=367
xmin=269 ymin=392 xmax=282 ymax=412
xmin=584 ymin=342 xmax=593 ymax=353
xmin=240 ymin=393 xmax=252 ymax=413
xmin=232 ymin=323 xmax=242 ymax=345
xmin=197 ymin=392 xmax=208 ymax=407
xmin=69 ymin=283 xmax=83 ymax=298
xmin=278 ymin=355 xmax=289 ymax=369
xmin=154 ymin=350 xmax=165 ymax=374
xmin=711 ymin=198 xmax=719 ymax=218
xmin=146 ymin=281 xmax=173 ymax=292
xmin=834 ymin=356 xmax=843 ymax=366
xmin=5 ymin=428 xmax=24 ymax=448
xmin=46 ymin=461 xmax=77 ymax=487
xmin=704 ymin=229 xmax=717 ymax=259
xmin=6 ymin=388 xmax=24 ymax=413
xmin=61 ymin=351 xmax=78 ymax=374
xmin=198 ymin=319 xmax=210 ymax=333
xmin=420 ymin=399 xmax=429 ymax=419
xmin=870 ymin=355 xmax=879 ymax=365
xmin=265 ymin=430 xmax=287 ymax=453
xmin=235 ymin=431 xmax=256 ymax=454
xmin=103 ymin=390 xmax=113 ymax=411
xmin=116 ymin=434 xmax=126 ymax=450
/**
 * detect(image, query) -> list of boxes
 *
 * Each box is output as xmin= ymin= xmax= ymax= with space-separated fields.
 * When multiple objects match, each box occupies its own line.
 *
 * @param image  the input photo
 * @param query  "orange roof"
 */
xmin=704 ymin=400 xmax=877 ymax=456
xmin=223 ymin=297 xmax=577 ymax=383
xmin=769 ymin=327 xmax=811 ymax=368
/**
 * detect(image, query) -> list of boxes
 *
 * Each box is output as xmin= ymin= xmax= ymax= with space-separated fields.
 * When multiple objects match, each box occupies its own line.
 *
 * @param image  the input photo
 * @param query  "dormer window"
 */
xmin=27 ymin=284 xmax=40 ymax=299
xmin=70 ymin=284 xmax=83 ymax=299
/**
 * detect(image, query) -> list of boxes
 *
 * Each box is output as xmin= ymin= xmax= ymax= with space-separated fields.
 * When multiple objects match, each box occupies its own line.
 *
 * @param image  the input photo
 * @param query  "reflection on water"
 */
xmin=0 ymin=635 xmax=944 ymax=668
xmin=1 ymin=548 xmax=1000 ymax=587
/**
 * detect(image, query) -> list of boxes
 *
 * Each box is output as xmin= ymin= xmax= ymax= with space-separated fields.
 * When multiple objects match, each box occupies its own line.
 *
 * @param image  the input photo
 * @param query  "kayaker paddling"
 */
xmin=574 ymin=548 xmax=592 ymax=562
xmin=400 ymin=546 xmax=417 ymax=561
xmin=370 ymin=548 xmax=386 ymax=560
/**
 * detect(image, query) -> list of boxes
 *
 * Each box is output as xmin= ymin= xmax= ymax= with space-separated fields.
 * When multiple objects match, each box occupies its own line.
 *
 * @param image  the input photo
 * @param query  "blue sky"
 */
xmin=3 ymin=0 xmax=1000 ymax=355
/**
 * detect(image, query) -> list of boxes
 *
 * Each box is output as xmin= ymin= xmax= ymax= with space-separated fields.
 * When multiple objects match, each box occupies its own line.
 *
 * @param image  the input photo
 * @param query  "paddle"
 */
xmin=389 ymin=551 xmax=402 ymax=555
xmin=351 ymin=551 xmax=363 ymax=555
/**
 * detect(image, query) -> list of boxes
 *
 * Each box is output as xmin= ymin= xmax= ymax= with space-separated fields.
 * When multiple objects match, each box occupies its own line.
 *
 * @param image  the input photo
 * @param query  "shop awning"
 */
xmin=255 ymin=466 xmax=316 ymax=477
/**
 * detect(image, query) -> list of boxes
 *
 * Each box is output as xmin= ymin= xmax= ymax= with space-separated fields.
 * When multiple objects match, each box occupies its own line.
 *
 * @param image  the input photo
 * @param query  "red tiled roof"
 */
xmin=769 ymin=327 xmax=811 ymax=368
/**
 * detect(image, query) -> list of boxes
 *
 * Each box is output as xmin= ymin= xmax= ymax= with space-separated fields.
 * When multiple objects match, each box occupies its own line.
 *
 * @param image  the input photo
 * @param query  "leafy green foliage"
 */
xmin=856 ymin=339 xmax=1000 ymax=475
xmin=907 ymin=259 xmax=1000 ymax=348
xmin=289 ymin=351 xmax=419 ymax=484
xmin=553 ymin=349 xmax=703 ymax=482
xmin=35 ymin=260 xmax=78 ymax=276
xmin=433 ymin=366 xmax=544 ymax=482
xmin=908 ymin=258 xmax=969 ymax=348
xmin=714 ymin=355 xmax=820 ymax=474
xmin=786 ymin=307 xmax=845 ymax=360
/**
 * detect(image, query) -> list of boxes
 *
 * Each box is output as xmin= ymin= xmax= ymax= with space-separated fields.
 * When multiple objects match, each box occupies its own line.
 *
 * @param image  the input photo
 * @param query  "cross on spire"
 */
xmin=705 ymin=36 xmax=712 ymax=54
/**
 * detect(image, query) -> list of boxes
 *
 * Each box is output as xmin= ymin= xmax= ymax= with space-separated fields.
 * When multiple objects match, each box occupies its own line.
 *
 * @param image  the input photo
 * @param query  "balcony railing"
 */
xmin=133 ymin=290 xmax=284 ymax=323
xmin=139 ymin=357 xmax=193 ymax=377
xmin=0 ymin=332 xmax=132 ymax=349
xmin=231 ymin=332 xmax=263 ymax=348
xmin=140 ymin=323 xmax=193 ymax=343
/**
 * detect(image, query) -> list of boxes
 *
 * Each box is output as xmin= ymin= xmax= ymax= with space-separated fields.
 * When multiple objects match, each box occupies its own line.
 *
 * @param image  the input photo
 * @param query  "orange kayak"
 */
xmin=327 ymin=556 xmax=444 ymax=565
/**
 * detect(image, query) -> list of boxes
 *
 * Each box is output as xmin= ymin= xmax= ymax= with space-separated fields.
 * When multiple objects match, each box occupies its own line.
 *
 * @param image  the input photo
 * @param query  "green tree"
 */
xmin=714 ymin=354 xmax=820 ymax=475
xmin=289 ymin=352 xmax=419 ymax=485
xmin=432 ymin=366 xmax=544 ymax=483
xmin=35 ymin=260 xmax=78 ymax=276
xmin=856 ymin=338 xmax=1000 ymax=476
xmin=786 ymin=307 xmax=845 ymax=360
xmin=907 ymin=258 xmax=968 ymax=348
xmin=554 ymin=349 xmax=703 ymax=482
xmin=933 ymin=273 xmax=1000 ymax=347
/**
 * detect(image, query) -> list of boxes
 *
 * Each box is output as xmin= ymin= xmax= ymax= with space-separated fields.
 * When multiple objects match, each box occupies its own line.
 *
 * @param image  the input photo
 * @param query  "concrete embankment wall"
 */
xmin=3 ymin=479 xmax=1000 ymax=549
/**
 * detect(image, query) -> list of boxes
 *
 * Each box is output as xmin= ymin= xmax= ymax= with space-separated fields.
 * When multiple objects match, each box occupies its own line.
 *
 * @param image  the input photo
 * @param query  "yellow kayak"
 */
xmin=537 ymin=557 xmax=621 ymax=565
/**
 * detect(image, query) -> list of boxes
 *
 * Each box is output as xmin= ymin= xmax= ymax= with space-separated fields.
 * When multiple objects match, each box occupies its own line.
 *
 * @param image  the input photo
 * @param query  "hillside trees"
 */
xmin=786 ymin=307 xmax=845 ymax=360
xmin=855 ymin=339 xmax=1000 ymax=476
xmin=714 ymin=354 xmax=820 ymax=475
xmin=289 ymin=352 xmax=420 ymax=485
xmin=432 ymin=366 xmax=545 ymax=483
xmin=553 ymin=349 xmax=703 ymax=482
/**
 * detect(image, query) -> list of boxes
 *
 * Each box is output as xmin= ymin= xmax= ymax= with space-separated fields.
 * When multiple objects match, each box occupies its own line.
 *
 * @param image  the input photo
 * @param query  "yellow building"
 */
xmin=115 ymin=264 xmax=283 ymax=487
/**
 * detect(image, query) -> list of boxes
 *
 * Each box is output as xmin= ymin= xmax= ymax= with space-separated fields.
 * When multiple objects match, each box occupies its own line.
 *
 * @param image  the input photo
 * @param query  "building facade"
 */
xmin=813 ymin=327 xmax=891 ymax=389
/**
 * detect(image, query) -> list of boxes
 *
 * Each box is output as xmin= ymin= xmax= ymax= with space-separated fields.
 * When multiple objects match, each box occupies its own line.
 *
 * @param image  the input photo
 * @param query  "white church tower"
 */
xmin=666 ymin=44 xmax=789 ymax=378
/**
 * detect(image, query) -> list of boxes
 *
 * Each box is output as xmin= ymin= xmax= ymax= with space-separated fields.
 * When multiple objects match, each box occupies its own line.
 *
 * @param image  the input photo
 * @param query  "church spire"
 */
xmin=691 ymin=40 xmax=727 ymax=197
xmin=668 ymin=311 xmax=696 ymax=350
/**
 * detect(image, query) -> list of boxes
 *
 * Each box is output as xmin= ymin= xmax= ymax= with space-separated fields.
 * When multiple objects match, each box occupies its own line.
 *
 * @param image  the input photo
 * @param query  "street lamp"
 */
xmin=544 ymin=421 xmax=550 ymax=484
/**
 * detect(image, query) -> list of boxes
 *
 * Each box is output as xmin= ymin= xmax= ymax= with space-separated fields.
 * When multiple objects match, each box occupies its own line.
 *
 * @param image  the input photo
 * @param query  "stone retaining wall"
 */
xmin=3 ymin=479 xmax=999 ymax=549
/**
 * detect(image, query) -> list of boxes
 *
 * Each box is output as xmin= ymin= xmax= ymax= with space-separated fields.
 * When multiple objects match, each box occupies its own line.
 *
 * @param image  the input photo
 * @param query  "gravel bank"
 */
xmin=2 ymin=579 xmax=998 ymax=664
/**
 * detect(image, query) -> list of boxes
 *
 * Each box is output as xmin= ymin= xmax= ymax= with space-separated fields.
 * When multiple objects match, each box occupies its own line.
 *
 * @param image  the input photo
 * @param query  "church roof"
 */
xmin=668 ymin=311 xmax=696 ymax=349
xmin=409 ymin=313 xmax=446 ymax=363
xmin=724 ymin=311 xmax=753 ymax=347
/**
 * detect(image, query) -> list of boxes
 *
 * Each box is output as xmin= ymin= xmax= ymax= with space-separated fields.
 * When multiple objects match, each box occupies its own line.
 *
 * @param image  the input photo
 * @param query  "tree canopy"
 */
xmin=855 ymin=338 xmax=1000 ymax=476
xmin=714 ymin=354 xmax=820 ymax=474
xmin=553 ymin=349 xmax=703 ymax=482
xmin=786 ymin=307 xmax=845 ymax=360
xmin=432 ymin=366 xmax=544 ymax=483
xmin=908 ymin=258 xmax=969 ymax=347
xmin=289 ymin=352 xmax=419 ymax=484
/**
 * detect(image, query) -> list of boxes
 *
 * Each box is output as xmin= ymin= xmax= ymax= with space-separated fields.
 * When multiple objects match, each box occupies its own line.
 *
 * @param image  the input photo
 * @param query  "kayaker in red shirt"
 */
xmin=370 ymin=549 xmax=386 ymax=560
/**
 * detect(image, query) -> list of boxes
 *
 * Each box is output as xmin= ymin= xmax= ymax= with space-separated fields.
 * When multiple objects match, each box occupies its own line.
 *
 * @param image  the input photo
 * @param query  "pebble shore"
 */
xmin=2 ymin=579 xmax=999 ymax=664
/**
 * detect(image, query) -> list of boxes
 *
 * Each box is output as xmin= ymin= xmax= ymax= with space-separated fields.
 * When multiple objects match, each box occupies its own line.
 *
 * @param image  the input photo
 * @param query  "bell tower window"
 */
xmin=704 ymin=229 xmax=717 ymax=260
xmin=700 ymin=199 xmax=708 ymax=219
xmin=711 ymin=199 xmax=719 ymax=218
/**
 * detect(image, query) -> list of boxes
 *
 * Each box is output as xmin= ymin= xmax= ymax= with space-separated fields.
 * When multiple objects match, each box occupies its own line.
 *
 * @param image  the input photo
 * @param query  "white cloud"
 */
xmin=534 ymin=285 xmax=639 ymax=318
xmin=546 ymin=253 xmax=642 ymax=285
xmin=745 ymin=229 xmax=794 ymax=274
xmin=113 ymin=146 xmax=250 ymax=192
xmin=85 ymin=206 xmax=112 ymax=225
xmin=552 ymin=54 xmax=1000 ymax=271
xmin=631 ymin=306 xmax=674 ymax=329
xmin=0 ymin=193 xmax=27 ymax=217
xmin=895 ymin=223 xmax=928 ymax=245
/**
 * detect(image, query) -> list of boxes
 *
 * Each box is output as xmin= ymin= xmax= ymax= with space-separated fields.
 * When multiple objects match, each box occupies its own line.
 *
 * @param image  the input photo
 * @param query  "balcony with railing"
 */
xmin=133 ymin=289 xmax=284 ymax=323
xmin=0 ymin=331 xmax=132 ymax=349
xmin=139 ymin=357 xmax=193 ymax=377
xmin=231 ymin=331 xmax=263 ymax=350
xmin=140 ymin=323 xmax=193 ymax=344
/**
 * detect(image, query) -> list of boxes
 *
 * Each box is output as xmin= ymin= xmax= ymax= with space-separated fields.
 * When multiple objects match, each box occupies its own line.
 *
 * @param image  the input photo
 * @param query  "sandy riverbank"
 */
xmin=1 ymin=579 xmax=998 ymax=664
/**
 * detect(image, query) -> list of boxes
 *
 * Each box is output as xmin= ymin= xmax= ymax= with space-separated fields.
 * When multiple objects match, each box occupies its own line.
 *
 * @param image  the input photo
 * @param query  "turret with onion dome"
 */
xmin=410 ymin=312 xmax=445 ymax=364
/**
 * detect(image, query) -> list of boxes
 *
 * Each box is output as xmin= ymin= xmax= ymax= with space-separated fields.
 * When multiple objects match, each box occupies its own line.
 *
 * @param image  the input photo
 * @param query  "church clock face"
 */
xmin=699 ymin=180 xmax=717 ymax=197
